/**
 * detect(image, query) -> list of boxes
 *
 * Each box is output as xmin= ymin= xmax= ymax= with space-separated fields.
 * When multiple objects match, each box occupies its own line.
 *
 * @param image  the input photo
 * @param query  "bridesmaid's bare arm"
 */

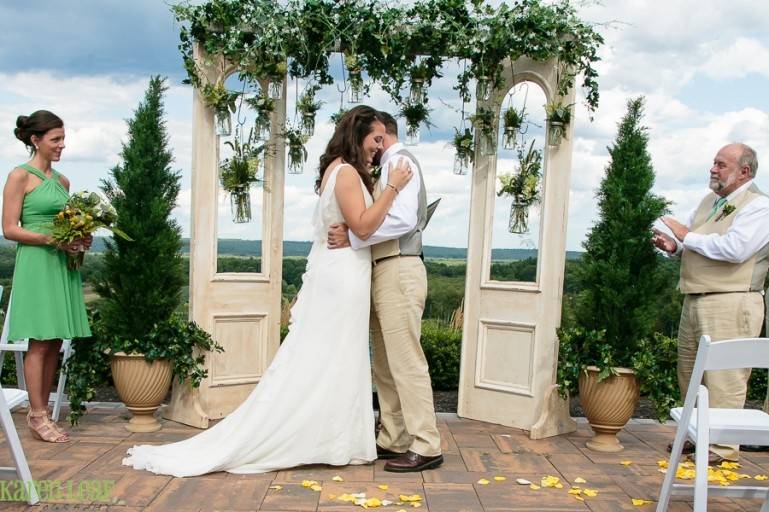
xmin=2 ymin=168 xmax=51 ymax=246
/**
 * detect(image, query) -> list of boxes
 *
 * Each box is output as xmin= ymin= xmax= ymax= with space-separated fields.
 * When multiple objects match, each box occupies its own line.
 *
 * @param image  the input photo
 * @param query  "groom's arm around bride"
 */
xmin=327 ymin=111 xmax=443 ymax=473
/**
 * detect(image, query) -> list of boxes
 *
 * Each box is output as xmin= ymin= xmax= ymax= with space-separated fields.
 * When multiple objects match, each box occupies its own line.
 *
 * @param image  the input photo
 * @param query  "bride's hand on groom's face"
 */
xmin=328 ymin=223 xmax=351 ymax=249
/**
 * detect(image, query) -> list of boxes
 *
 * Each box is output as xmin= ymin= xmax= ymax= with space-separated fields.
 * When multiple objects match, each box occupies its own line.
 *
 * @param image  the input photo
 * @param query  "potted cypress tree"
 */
xmin=93 ymin=76 xmax=222 ymax=432
xmin=557 ymin=97 xmax=668 ymax=452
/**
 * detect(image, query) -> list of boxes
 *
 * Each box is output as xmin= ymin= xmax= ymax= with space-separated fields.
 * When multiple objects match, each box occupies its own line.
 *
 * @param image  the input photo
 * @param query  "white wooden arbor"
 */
xmin=166 ymin=44 xmax=577 ymax=439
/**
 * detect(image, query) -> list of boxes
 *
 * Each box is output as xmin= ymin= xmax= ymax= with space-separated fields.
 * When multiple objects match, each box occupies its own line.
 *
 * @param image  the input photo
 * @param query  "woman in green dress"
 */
xmin=3 ymin=110 xmax=92 ymax=443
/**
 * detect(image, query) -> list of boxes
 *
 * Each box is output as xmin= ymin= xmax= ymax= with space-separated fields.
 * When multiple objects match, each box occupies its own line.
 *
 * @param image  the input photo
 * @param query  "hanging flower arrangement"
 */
xmin=399 ymin=102 xmax=432 ymax=146
xmin=545 ymin=101 xmax=573 ymax=146
xmin=219 ymin=127 xmax=267 ymax=223
xmin=344 ymin=52 xmax=364 ymax=104
xmin=408 ymin=59 xmax=441 ymax=105
xmin=470 ymin=107 xmax=497 ymax=156
xmin=202 ymin=81 xmax=239 ymax=137
xmin=245 ymin=94 xmax=275 ymax=141
xmin=284 ymin=127 xmax=309 ymax=175
xmin=497 ymin=141 xmax=543 ymax=234
xmin=502 ymin=107 xmax=525 ymax=150
xmin=297 ymin=89 xmax=323 ymax=138
xmin=451 ymin=127 xmax=474 ymax=175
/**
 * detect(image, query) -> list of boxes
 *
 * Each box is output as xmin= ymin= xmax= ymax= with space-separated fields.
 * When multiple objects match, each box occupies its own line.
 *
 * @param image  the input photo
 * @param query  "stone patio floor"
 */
xmin=1 ymin=406 xmax=769 ymax=511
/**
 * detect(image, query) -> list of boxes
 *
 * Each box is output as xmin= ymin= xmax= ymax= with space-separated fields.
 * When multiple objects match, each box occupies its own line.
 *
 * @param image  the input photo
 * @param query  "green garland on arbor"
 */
xmin=172 ymin=0 xmax=604 ymax=122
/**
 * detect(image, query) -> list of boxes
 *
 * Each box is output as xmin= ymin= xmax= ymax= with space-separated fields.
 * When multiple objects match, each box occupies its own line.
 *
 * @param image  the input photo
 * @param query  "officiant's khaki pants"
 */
xmin=678 ymin=292 xmax=765 ymax=460
xmin=371 ymin=256 xmax=441 ymax=457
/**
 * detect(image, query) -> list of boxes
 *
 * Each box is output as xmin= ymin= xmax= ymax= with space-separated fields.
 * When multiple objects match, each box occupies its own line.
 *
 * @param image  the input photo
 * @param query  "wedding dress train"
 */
xmin=122 ymin=165 xmax=376 ymax=476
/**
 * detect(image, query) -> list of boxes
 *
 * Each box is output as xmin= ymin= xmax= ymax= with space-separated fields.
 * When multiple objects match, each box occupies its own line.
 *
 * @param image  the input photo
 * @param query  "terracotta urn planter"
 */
xmin=578 ymin=366 xmax=639 ymax=452
xmin=111 ymin=353 xmax=173 ymax=433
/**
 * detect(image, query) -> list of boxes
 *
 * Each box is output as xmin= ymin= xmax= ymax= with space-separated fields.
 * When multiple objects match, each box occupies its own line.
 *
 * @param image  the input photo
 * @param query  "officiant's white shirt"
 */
xmin=350 ymin=142 xmax=421 ymax=249
xmin=669 ymin=180 xmax=769 ymax=262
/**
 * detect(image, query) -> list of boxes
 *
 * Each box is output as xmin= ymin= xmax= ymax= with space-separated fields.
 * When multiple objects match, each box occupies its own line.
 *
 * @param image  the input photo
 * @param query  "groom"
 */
xmin=327 ymin=111 xmax=443 ymax=472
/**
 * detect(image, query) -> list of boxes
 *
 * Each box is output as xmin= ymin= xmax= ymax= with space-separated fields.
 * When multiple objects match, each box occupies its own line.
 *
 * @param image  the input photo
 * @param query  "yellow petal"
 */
xmin=477 ymin=479 xmax=490 ymax=485
xmin=332 ymin=475 xmax=343 ymax=482
xmin=632 ymin=498 xmax=652 ymax=506
xmin=755 ymin=474 xmax=769 ymax=480
xmin=620 ymin=460 xmax=633 ymax=466
xmin=657 ymin=460 xmax=669 ymax=468
xmin=529 ymin=484 xmax=540 ymax=490
xmin=573 ymin=477 xmax=587 ymax=484
xmin=378 ymin=484 xmax=389 ymax=490
xmin=365 ymin=498 xmax=382 ymax=508
xmin=555 ymin=483 xmax=563 ymax=489
xmin=338 ymin=493 xmax=357 ymax=502
xmin=719 ymin=461 xmax=741 ymax=469
xmin=301 ymin=479 xmax=318 ymax=488
xmin=310 ymin=484 xmax=322 ymax=492
xmin=411 ymin=503 xmax=422 ymax=509
xmin=583 ymin=489 xmax=599 ymax=497
xmin=568 ymin=488 xmax=582 ymax=495
xmin=573 ymin=495 xmax=584 ymax=501
xmin=493 ymin=476 xmax=507 ymax=481
xmin=269 ymin=485 xmax=282 ymax=490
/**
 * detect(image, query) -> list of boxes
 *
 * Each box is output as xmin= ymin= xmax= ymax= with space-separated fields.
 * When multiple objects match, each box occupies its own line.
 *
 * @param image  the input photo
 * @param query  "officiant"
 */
xmin=652 ymin=142 xmax=769 ymax=463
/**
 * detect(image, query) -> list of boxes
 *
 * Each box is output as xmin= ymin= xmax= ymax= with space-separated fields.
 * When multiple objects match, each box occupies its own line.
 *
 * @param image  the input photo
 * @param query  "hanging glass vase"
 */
xmin=479 ymin=132 xmax=496 ymax=156
xmin=349 ymin=74 xmax=363 ymax=103
xmin=410 ymin=78 xmax=426 ymax=105
xmin=268 ymin=80 xmax=283 ymax=100
xmin=503 ymin=126 xmax=518 ymax=150
xmin=287 ymin=145 xmax=306 ymax=174
xmin=405 ymin=123 xmax=420 ymax=146
xmin=255 ymin=116 xmax=271 ymax=141
xmin=215 ymin=111 xmax=232 ymax=137
xmin=301 ymin=112 xmax=316 ymax=138
xmin=509 ymin=198 xmax=529 ymax=234
xmin=230 ymin=185 xmax=252 ymax=224
xmin=477 ymin=76 xmax=492 ymax=101
xmin=453 ymin=153 xmax=470 ymax=175
xmin=548 ymin=121 xmax=565 ymax=146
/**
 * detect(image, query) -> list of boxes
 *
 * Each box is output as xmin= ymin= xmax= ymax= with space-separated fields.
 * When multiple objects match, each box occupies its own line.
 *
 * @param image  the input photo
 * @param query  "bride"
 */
xmin=122 ymin=106 xmax=412 ymax=477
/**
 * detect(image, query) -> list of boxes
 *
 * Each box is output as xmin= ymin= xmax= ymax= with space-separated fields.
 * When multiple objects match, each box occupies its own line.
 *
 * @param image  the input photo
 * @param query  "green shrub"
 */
xmin=633 ymin=333 xmax=680 ymax=421
xmin=421 ymin=320 xmax=462 ymax=390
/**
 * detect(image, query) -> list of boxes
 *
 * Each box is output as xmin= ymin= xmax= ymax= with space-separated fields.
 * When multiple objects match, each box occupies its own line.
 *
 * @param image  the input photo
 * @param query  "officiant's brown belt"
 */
xmin=372 ymin=254 xmax=424 ymax=266
xmin=685 ymin=290 xmax=764 ymax=297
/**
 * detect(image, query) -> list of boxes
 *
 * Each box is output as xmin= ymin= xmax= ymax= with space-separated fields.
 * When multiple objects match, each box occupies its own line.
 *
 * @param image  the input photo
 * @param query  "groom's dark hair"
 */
xmin=315 ymin=105 xmax=383 ymax=195
xmin=378 ymin=111 xmax=398 ymax=137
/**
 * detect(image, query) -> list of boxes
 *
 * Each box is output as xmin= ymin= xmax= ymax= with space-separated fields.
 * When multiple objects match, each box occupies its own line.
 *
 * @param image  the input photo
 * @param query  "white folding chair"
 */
xmin=657 ymin=335 xmax=769 ymax=512
xmin=0 ymin=382 xmax=39 ymax=504
xmin=0 ymin=287 xmax=72 ymax=422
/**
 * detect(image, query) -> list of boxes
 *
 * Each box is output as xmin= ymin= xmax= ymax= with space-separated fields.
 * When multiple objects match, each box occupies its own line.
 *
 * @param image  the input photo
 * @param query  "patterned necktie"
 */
xmin=707 ymin=197 xmax=728 ymax=221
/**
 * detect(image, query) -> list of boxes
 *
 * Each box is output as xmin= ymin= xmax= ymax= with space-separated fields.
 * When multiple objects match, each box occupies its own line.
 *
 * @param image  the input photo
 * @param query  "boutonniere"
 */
xmin=715 ymin=203 xmax=735 ymax=221
xmin=370 ymin=165 xmax=381 ymax=181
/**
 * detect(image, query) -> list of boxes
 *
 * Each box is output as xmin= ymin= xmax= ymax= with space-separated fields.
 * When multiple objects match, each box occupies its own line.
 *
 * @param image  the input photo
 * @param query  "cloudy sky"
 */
xmin=1 ymin=0 xmax=768 ymax=252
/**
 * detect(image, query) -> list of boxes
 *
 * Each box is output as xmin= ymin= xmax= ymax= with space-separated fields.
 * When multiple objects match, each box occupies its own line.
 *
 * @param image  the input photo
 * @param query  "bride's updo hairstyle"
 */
xmin=14 ymin=110 xmax=64 ymax=154
xmin=315 ymin=105 xmax=383 ymax=195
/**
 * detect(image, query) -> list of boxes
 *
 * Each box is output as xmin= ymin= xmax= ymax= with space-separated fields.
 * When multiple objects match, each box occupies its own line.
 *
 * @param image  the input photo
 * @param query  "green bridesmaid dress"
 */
xmin=8 ymin=164 xmax=91 ymax=341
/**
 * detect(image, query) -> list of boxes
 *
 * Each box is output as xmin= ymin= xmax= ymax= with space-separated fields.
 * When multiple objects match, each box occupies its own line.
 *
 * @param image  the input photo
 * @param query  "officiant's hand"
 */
xmin=328 ymin=223 xmax=350 ymax=249
xmin=651 ymin=228 xmax=677 ymax=254
xmin=661 ymin=216 xmax=690 ymax=241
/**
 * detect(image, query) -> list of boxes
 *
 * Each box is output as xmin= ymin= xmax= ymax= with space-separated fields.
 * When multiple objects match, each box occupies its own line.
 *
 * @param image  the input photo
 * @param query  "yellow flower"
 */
xmin=541 ymin=475 xmax=561 ymax=488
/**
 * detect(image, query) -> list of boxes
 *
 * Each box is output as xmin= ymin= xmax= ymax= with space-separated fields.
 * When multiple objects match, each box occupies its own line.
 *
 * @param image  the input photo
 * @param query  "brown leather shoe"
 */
xmin=667 ymin=440 xmax=696 ymax=454
xmin=376 ymin=445 xmax=404 ymax=460
xmin=384 ymin=451 xmax=443 ymax=472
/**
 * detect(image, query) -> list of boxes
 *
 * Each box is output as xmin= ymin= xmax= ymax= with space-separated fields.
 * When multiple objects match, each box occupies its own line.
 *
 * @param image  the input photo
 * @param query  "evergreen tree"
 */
xmin=96 ymin=76 xmax=184 ymax=341
xmin=573 ymin=97 xmax=669 ymax=368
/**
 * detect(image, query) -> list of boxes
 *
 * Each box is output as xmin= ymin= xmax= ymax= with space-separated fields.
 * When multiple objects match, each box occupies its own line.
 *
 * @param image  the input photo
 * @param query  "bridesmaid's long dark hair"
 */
xmin=315 ymin=105 xmax=383 ymax=195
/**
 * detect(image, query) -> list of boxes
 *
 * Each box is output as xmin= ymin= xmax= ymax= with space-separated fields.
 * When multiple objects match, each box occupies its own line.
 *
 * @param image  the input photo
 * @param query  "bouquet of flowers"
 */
xmin=50 ymin=191 xmax=132 ymax=270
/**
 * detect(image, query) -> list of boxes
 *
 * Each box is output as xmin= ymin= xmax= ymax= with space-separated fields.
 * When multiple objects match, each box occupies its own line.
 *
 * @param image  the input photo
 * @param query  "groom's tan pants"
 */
xmin=677 ymin=292 xmax=765 ymax=460
xmin=371 ymin=256 xmax=441 ymax=457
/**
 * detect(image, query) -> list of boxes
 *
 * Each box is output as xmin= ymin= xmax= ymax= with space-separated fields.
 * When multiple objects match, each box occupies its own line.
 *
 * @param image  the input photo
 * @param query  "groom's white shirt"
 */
xmin=349 ymin=142 xmax=421 ymax=249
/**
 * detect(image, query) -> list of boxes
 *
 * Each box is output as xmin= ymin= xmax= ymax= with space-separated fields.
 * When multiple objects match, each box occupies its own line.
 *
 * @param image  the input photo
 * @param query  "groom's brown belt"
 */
xmin=372 ymin=253 xmax=424 ymax=266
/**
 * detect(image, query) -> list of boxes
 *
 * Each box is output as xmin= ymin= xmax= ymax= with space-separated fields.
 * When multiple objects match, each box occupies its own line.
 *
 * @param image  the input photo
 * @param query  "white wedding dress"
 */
xmin=122 ymin=165 xmax=376 ymax=476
